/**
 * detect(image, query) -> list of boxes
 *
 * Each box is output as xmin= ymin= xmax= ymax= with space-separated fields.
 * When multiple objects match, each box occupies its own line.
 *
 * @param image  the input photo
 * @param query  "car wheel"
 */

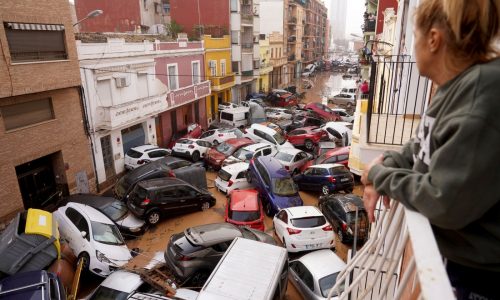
xmin=338 ymin=228 xmax=345 ymax=243
xmin=146 ymin=210 xmax=161 ymax=226
xmin=265 ymin=202 xmax=273 ymax=216
xmin=200 ymin=201 xmax=210 ymax=211
xmin=192 ymin=151 xmax=200 ymax=162
xmin=322 ymin=185 xmax=330 ymax=195
xmin=304 ymin=139 xmax=314 ymax=150
xmin=78 ymin=252 xmax=90 ymax=272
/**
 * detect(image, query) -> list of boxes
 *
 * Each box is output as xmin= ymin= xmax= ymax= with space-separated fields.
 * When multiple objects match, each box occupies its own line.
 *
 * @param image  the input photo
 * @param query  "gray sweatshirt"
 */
xmin=368 ymin=58 xmax=500 ymax=271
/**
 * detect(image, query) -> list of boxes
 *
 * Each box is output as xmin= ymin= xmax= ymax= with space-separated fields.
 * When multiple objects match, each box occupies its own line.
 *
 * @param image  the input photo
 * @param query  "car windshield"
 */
xmin=323 ymin=105 xmax=333 ymax=113
xmin=290 ymin=216 xmax=326 ymax=228
xmin=89 ymin=286 xmax=129 ymax=300
xmin=275 ymin=152 xmax=294 ymax=162
xmin=319 ymin=272 xmax=344 ymax=298
xmin=229 ymin=210 xmax=260 ymax=222
xmin=216 ymin=142 xmax=235 ymax=156
xmin=218 ymin=169 xmax=232 ymax=182
xmin=233 ymin=148 xmax=253 ymax=160
xmin=126 ymin=149 xmax=142 ymax=159
xmin=272 ymin=178 xmax=298 ymax=196
xmin=91 ymin=221 xmax=125 ymax=245
xmin=319 ymin=147 xmax=334 ymax=156
xmin=101 ymin=201 xmax=128 ymax=221
xmin=273 ymin=132 xmax=287 ymax=145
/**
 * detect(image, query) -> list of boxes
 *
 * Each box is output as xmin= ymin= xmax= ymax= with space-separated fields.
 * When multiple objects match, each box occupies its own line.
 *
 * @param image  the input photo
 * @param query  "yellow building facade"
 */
xmin=258 ymin=37 xmax=273 ymax=93
xmin=203 ymin=35 xmax=235 ymax=123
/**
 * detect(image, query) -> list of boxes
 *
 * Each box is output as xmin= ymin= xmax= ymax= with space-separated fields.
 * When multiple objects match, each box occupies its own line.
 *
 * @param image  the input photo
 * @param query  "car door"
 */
xmin=64 ymin=207 xmax=91 ymax=254
xmin=291 ymin=151 xmax=308 ymax=172
xmin=177 ymin=185 xmax=202 ymax=211
xmin=147 ymin=149 xmax=169 ymax=162
xmin=196 ymin=140 xmax=212 ymax=156
xmin=315 ymin=167 xmax=330 ymax=188
xmin=157 ymin=187 xmax=181 ymax=213
xmin=235 ymin=170 xmax=250 ymax=190
xmin=274 ymin=210 xmax=289 ymax=240
xmin=299 ymin=168 xmax=314 ymax=190
xmin=289 ymin=261 xmax=317 ymax=299
xmin=322 ymin=201 xmax=340 ymax=229
xmin=287 ymin=129 xmax=305 ymax=145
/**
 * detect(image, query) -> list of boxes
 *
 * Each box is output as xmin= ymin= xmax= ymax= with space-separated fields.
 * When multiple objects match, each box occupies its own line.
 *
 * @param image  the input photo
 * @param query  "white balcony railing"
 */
xmin=329 ymin=200 xmax=455 ymax=300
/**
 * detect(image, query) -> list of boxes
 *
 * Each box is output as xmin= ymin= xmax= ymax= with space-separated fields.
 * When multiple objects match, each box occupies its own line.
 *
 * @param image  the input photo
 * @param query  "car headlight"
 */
xmin=96 ymin=250 xmax=112 ymax=264
xmin=129 ymin=226 xmax=142 ymax=233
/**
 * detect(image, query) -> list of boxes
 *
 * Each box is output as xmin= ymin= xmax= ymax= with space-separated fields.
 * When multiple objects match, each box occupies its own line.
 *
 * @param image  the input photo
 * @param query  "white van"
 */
xmin=220 ymin=107 xmax=250 ymax=128
xmin=197 ymin=237 xmax=289 ymax=300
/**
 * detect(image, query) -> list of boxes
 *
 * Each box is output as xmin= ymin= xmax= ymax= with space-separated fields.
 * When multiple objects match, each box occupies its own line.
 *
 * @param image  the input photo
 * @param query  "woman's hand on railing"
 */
xmin=362 ymin=154 xmax=389 ymax=222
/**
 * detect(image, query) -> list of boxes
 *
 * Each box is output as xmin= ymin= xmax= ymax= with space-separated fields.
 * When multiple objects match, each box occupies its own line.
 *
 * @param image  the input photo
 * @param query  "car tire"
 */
xmin=338 ymin=228 xmax=345 ymax=243
xmin=192 ymin=151 xmax=200 ymax=162
xmin=78 ymin=252 xmax=90 ymax=272
xmin=304 ymin=139 xmax=314 ymax=150
xmin=146 ymin=210 xmax=161 ymax=226
xmin=265 ymin=202 xmax=273 ymax=217
xmin=322 ymin=185 xmax=330 ymax=195
xmin=200 ymin=201 xmax=210 ymax=211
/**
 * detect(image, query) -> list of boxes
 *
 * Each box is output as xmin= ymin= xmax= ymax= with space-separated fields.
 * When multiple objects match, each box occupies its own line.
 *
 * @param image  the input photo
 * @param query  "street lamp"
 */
xmin=73 ymin=9 xmax=103 ymax=27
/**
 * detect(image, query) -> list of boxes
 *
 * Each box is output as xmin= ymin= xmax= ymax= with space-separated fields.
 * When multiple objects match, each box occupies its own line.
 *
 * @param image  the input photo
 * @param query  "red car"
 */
xmin=204 ymin=138 xmax=254 ymax=170
xmin=304 ymin=102 xmax=340 ymax=121
xmin=167 ymin=123 xmax=203 ymax=149
xmin=286 ymin=126 xmax=328 ymax=150
xmin=268 ymin=90 xmax=299 ymax=107
xmin=224 ymin=189 xmax=265 ymax=231
xmin=300 ymin=146 xmax=350 ymax=172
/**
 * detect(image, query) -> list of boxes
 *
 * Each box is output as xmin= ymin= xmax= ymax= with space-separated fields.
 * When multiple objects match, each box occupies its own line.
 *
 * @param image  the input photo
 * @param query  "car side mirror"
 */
xmin=81 ymin=231 xmax=87 ymax=238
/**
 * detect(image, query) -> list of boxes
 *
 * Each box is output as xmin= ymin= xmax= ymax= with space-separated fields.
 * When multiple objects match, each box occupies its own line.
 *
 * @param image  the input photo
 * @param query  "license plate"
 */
xmin=341 ymin=178 xmax=349 ymax=182
xmin=305 ymin=244 xmax=320 ymax=250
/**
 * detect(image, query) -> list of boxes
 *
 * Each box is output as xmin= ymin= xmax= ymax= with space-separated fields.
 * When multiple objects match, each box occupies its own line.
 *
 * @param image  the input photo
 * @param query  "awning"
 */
xmin=5 ymin=22 xmax=65 ymax=31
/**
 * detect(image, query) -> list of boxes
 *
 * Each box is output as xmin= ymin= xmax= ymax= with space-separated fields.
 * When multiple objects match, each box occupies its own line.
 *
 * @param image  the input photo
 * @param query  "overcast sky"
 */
xmin=325 ymin=0 xmax=365 ymax=38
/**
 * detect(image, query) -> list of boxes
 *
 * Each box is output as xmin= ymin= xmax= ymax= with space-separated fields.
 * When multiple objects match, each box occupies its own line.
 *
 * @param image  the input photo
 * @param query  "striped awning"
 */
xmin=6 ymin=22 xmax=65 ymax=31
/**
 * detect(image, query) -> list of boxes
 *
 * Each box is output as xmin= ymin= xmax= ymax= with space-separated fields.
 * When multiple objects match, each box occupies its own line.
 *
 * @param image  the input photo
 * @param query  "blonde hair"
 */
xmin=415 ymin=0 xmax=500 ymax=63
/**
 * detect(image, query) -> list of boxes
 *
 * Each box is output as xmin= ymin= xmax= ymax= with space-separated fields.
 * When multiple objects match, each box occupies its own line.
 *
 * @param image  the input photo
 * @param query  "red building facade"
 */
xmin=376 ymin=0 xmax=398 ymax=35
xmin=170 ymin=0 xmax=230 ymax=37
xmin=75 ymin=0 xmax=141 ymax=32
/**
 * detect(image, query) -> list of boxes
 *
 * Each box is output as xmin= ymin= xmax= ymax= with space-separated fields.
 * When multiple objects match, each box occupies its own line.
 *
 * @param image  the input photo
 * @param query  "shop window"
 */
xmin=1 ymin=98 xmax=54 ymax=131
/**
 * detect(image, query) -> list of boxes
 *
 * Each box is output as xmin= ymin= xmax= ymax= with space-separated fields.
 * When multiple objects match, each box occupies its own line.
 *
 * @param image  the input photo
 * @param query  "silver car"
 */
xmin=289 ymin=249 xmax=346 ymax=299
xmin=164 ymin=223 xmax=276 ymax=283
xmin=328 ymin=93 xmax=356 ymax=108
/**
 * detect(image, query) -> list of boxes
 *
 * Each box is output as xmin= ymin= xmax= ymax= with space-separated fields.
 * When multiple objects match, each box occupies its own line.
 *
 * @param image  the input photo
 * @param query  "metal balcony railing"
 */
xmin=366 ymin=55 xmax=431 ymax=145
xmin=364 ymin=19 xmax=376 ymax=33
xmin=328 ymin=200 xmax=454 ymax=300
xmin=241 ymin=43 xmax=253 ymax=52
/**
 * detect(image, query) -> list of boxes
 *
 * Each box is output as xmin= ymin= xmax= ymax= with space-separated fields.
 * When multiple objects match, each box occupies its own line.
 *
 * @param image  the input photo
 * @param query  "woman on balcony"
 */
xmin=361 ymin=0 xmax=500 ymax=299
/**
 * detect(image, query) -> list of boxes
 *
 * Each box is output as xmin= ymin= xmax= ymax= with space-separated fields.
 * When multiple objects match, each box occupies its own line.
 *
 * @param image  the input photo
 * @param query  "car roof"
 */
xmin=130 ymin=145 xmax=158 ymax=153
xmin=185 ymin=223 xmax=243 ymax=246
xmin=310 ymin=163 xmax=345 ymax=169
xmin=324 ymin=146 xmax=350 ymax=156
xmin=325 ymin=194 xmax=365 ymax=212
xmin=284 ymin=205 xmax=323 ymax=218
xmin=278 ymin=147 xmax=303 ymax=155
xmin=230 ymin=190 xmax=259 ymax=211
xmin=222 ymin=162 xmax=249 ymax=173
xmin=221 ymin=107 xmax=249 ymax=113
xmin=125 ymin=156 xmax=189 ymax=179
xmin=243 ymin=142 xmax=271 ymax=151
xmin=256 ymin=156 xmax=289 ymax=178
xmin=250 ymin=124 xmax=278 ymax=135
xmin=67 ymin=194 xmax=116 ymax=209
xmin=0 ymin=270 xmax=50 ymax=297
xmin=318 ymin=141 xmax=336 ymax=148
xmin=225 ymin=138 xmax=254 ymax=147
xmin=66 ymin=202 xmax=114 ymax=224
xmin=295 ymin=249 xmax=346 ymax=279
xmin=100 ymin=270 xmax=143 ymax=292
xmin=137 ymin=177 xmax=189 ymax=189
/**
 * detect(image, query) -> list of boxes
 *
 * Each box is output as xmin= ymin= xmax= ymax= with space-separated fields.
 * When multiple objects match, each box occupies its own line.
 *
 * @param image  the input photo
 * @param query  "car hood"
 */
xmin=280 ymin=141 xmax=295 ymax=149
xmin=94 ymin=242 xmax=132 ymax=267
xmin=116 ymin=212 xmax=145 ymax=231
xmin=224 ymin=155 xmax=242 ymax=165
xmin=208 ymin=149 xmax=227 ymax=160
xmin=273 ymin=194 xmax=303 ymax=210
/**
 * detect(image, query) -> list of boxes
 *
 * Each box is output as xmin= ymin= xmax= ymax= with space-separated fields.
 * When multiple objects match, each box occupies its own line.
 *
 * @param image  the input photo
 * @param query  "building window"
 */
xmin=231 ymin=31 xmax=238 ymax=44
xmin=232 ymin=62 xmax=239 ymax=73
xmin=230 ymin=0 xmax=238 ymax=12
xmin=4 ymin=22 xmax=67 ymax=63
xmin=1 ymin=98 xmax=54 ymax=131
xmin=271 ymin=48 xmax=274 ymax=58
xmin=167 ymin=64 xmax=179 ymax=90
xmin=209 ymin=60 xmax=217 ymax=77
xmin=220 ymin=60 xmax=226 ymax=76
xmin=192 ymin=61 xmax=200 ymax=84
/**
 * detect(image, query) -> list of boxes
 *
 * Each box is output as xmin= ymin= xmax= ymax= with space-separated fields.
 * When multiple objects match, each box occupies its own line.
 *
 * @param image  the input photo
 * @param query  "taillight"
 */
xmin=341 ymin=223 xmax=347 ymax=231
xmin=328 ymin=176 xmax=336 ymax=183
xmin=178 ymin=254 xmax=193 ymax=261
xmin=323 ymin=224 xmax=333 ymax=231
xmin=140 ymin=198 xmax=151 ymax=206
xmin=188 ymin=145 xmax=195 ymax=149
xmin=287 ymin=227 xmax=302 ymax=235
xmin=228 ymin=180 xmax=234 ymax=187
xmin=218 ymin=134 xmax=224 ymax=137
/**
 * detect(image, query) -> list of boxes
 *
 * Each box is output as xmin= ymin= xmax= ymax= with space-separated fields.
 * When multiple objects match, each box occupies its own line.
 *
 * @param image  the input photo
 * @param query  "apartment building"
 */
xmin=0 ymin=0 xmax=95 ymax=223
xmin=303 ymin=0 xmax=328 ymax=64
xmin=285 ymin=0 xmax=306 ymax=80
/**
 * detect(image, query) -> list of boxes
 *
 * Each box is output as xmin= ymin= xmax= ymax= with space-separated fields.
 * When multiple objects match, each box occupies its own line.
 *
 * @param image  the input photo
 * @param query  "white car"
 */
xmin=218 ymin=101 xmax=239 ymax=111
xmin=321 ymin=122 xmax=353 ymax=147
xmin=273 ymin=206 xmax=334 ymax=253
xmin=331 ymin=108 xmax=354 ymax=123
xmin=54 ymin=203 xmax=132 ymax=277
xmin=274 ymin=148 xmax=312 ymax=174
xmin=199 ymin=128 xmax=244 ymax=145
xmin=289 ymin=249 xmax=346 ymax=299
xmin=244 ymin=123 xmax=295 ymax=149
xmin=214 ymin=162 xmax=252 ymax=194
xmin=124 ymin=145 xmax=171 ymax=170
xmin=171 ymin=138 xmax=212 ymax=162
xmin=327 ymin=93 xmax=356 ymax=108
xmin=88 ymin=270 xmax=198 ymax=300
xmin=265 ymin=107 xmax=294 ymax=120
xmin=223 ymin=143 xmax=277 ymax=166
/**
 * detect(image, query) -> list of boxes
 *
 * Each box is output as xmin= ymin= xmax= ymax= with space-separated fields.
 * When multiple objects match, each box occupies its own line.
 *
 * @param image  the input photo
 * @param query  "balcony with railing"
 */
xmin=241 ymin=70 xmax=254 ymax=81
xmin=241 ymin=4 xmax=254 ymax=25
xmin=241 ymin=42 xmax=253 ymax=53
xmin=209 ymin=74 xmax=235 ymax=91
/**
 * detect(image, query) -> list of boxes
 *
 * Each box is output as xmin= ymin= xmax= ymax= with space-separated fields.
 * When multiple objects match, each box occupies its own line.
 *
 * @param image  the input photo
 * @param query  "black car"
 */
xmin=66 ymin=194 xmax=146 ymax=237
xmin=279 ymin=115 xmax=325 ymax=133
xmin=0 ymin=270 xmax=66 ymax=300
xmin=127 ymin=177 xmax=216 ymax=225
xmin=318 ymin=194 xmax=370 ymax=243
xmin=113 ymin=156 xmax=205 ymax=200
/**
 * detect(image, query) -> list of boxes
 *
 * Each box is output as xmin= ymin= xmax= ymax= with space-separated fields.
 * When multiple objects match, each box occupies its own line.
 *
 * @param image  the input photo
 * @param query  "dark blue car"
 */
xmin=294 ymin=163 xmax=354 ymax=195
xmin=247 ymin=156 xmax=303 ymax=216
xmin=0 ymin=270 xmax=66 ymax=299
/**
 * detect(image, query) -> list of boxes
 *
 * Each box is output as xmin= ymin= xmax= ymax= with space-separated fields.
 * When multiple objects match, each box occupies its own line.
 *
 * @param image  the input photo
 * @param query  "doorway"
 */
xmin=100 ymin=135 xmax=116 ymax=180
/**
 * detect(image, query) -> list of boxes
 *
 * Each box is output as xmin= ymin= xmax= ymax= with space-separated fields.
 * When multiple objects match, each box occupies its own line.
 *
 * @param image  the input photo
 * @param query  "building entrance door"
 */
xmin=100 ymin=135 xmax=116 ymax=180
xmin=121 ymin=123 xmax=145 ymax=154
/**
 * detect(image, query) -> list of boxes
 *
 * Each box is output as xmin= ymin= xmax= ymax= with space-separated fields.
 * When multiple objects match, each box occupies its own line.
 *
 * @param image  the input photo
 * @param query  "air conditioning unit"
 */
xmin=115 ymin=75 xmax=131 ymax=88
